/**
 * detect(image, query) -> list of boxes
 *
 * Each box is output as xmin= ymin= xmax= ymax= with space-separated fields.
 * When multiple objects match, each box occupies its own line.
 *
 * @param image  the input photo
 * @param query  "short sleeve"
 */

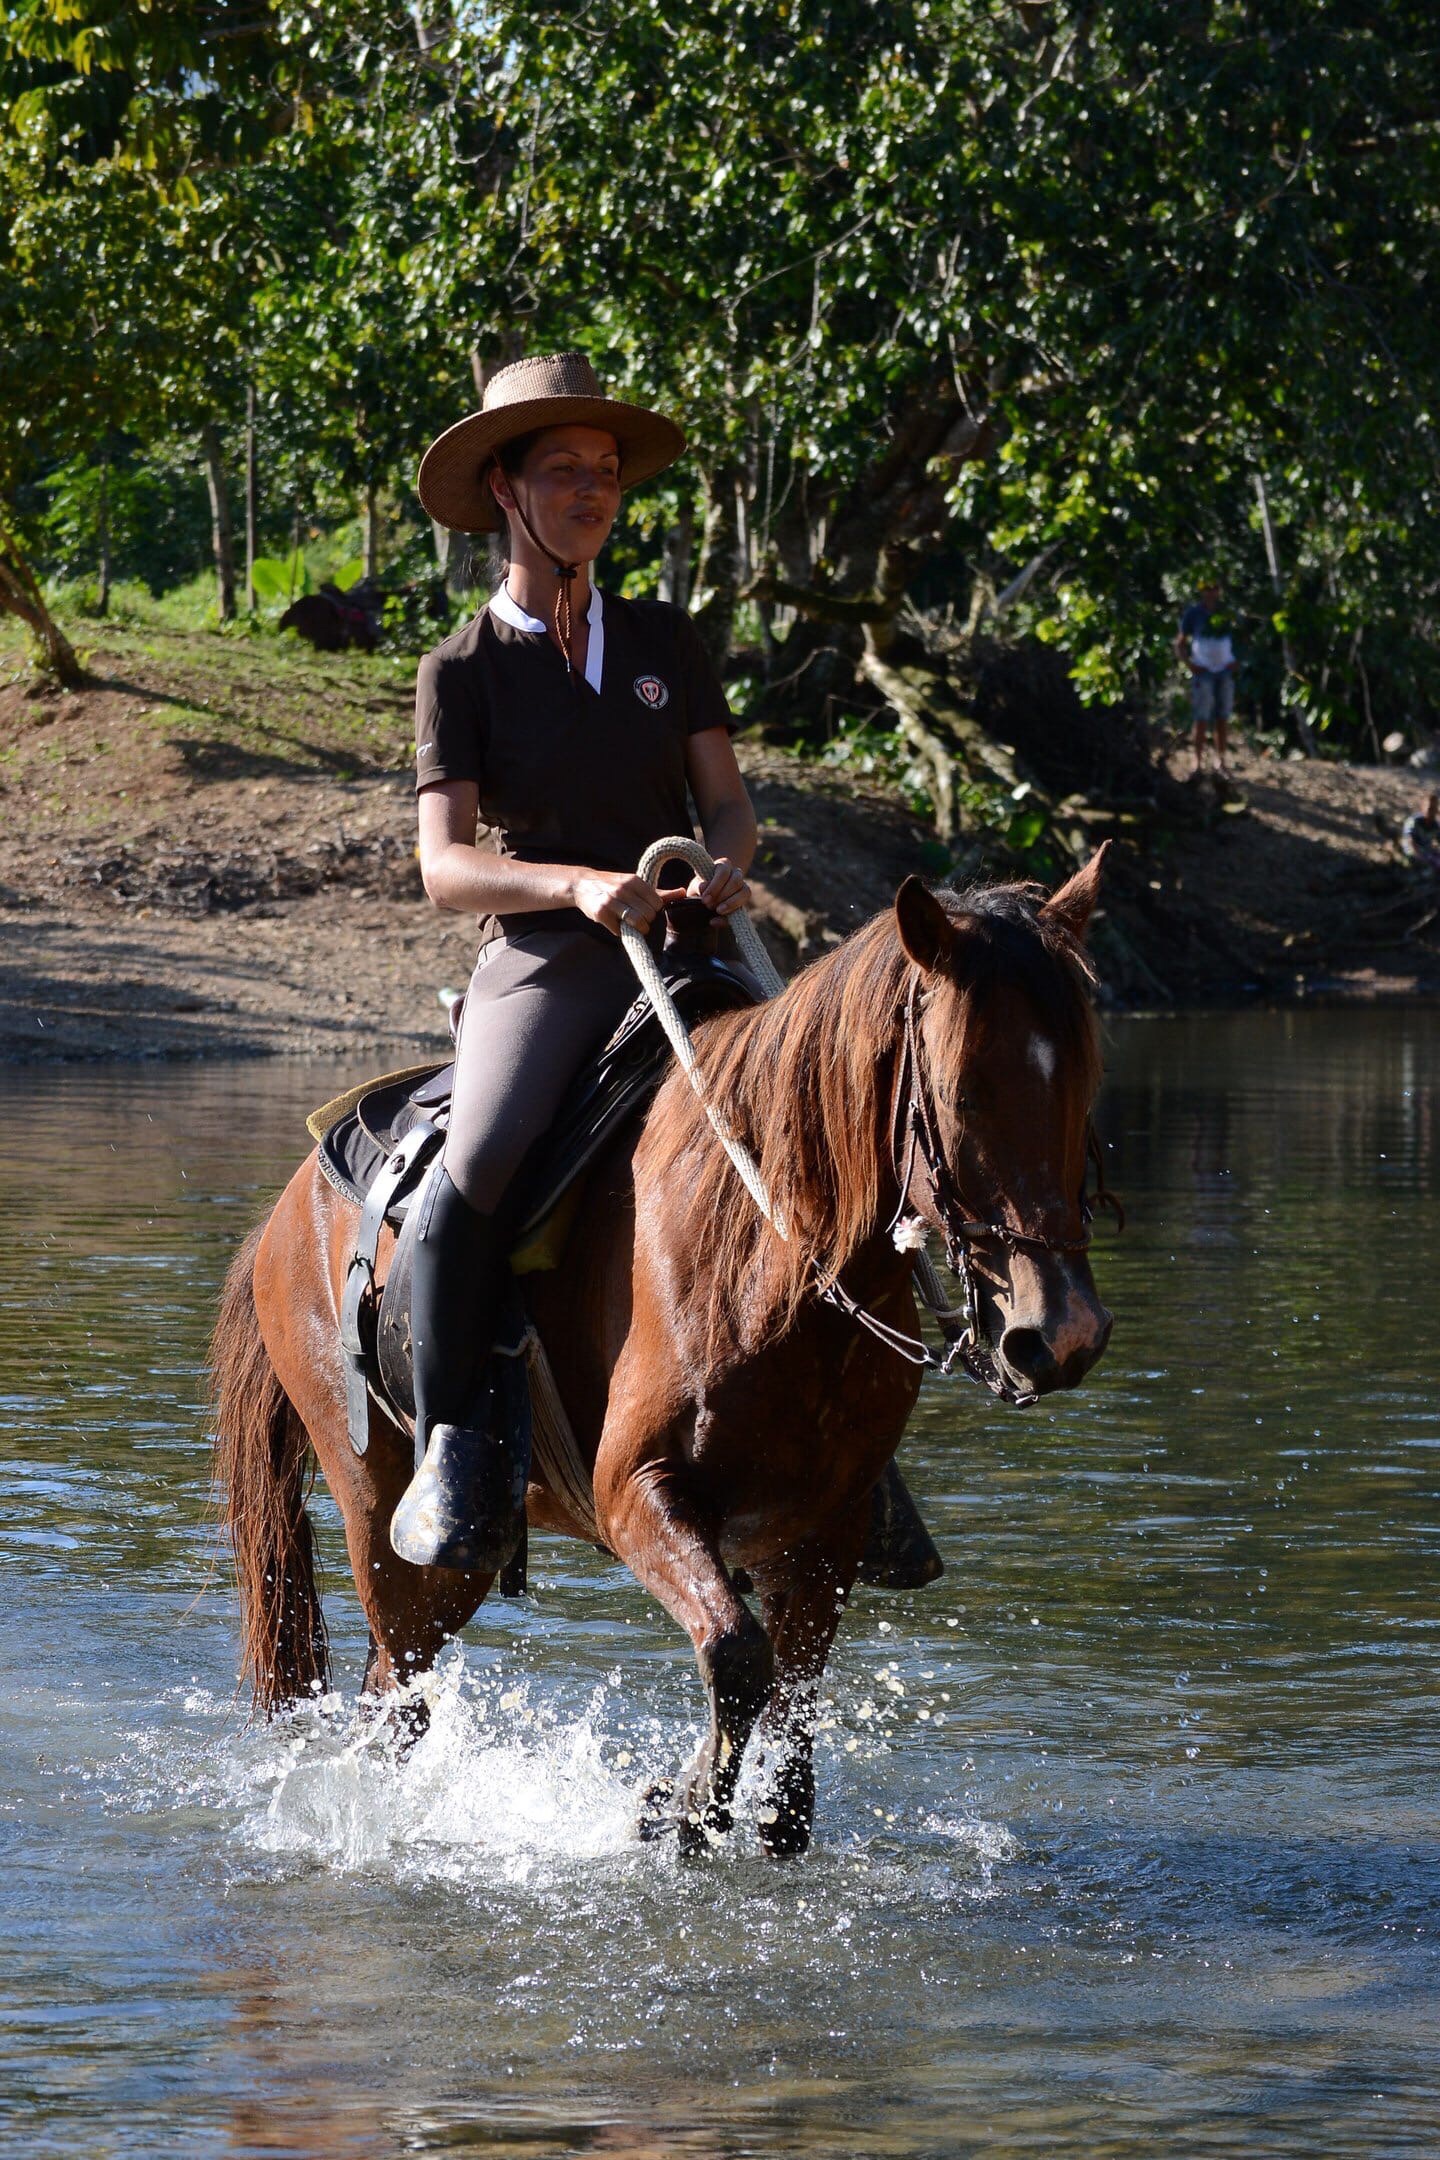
xmin=672 ymin=609 xmax=735 ymax=736
xmin=414 ymin=644 xmax=487 ymax=793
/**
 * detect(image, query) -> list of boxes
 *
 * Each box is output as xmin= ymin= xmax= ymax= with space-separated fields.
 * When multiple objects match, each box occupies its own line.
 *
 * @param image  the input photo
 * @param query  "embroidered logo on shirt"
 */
xmin=416 ymin=742 xmax=434 ymax=757
xmin=633 ymin=674 xmax=670 ymax=710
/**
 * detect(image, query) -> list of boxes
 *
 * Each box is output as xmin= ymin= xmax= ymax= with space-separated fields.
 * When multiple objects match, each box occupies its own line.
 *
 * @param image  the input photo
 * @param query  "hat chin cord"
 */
xmin=504 ymin=483 xmax=580 ymax=678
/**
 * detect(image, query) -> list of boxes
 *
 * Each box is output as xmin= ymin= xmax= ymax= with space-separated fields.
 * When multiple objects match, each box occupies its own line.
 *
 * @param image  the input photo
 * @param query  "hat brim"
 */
xmin=417 ymin=396 xmax=686 ymax=532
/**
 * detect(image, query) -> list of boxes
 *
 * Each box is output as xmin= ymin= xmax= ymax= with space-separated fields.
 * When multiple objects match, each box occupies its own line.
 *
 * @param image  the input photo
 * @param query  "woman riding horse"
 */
xmin=398 ymin=353 xmax=932 ymax=1579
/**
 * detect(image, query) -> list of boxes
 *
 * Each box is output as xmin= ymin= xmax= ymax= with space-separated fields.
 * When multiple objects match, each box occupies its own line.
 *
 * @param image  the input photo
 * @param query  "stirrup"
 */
xmin=856 ymin=1460 xmax=944 ymax=1589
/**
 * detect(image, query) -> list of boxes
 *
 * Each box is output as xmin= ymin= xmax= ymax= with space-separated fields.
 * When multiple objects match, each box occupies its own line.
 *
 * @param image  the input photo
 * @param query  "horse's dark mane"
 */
xmin=642 ymin=879 xmax=1100 ymax=1335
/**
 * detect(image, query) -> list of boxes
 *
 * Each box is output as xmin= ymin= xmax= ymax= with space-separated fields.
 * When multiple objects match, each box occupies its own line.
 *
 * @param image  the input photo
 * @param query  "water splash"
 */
xmin=234 ymin=1656 xmax=663 ymax=1885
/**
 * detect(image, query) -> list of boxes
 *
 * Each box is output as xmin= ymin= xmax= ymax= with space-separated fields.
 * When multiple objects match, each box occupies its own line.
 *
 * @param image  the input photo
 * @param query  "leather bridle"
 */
xmin=820 ymin=968 xmax=1122 ymax=1402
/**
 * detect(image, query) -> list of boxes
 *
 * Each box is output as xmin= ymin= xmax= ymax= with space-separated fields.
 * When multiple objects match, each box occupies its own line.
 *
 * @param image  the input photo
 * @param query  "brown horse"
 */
xmin=211 ymin=855 xmax=1114 ymax=1856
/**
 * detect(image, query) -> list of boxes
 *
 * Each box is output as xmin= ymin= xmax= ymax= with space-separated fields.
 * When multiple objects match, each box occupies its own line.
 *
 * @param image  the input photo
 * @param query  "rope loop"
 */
xmin=620 ymin=837 xmax=787 ymax=1236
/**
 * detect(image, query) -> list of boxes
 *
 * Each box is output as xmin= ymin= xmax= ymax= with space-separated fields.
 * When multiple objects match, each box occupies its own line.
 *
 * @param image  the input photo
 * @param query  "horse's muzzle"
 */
xmin=996 ymin=1304 xmax=1113 ymax=1399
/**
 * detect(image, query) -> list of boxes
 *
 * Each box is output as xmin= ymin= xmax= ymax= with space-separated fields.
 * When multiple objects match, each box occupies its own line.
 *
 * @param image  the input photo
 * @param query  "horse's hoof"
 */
xmin=358 ymin=1688 xmax=430 ymax=1755
xmin=388 ymin=1423 xmax=523 ymax=1572
xmin=675 ymin=1811 xmax=714 ymax=1861
xmin=637 ymin=1778 xmax=677 ymax=1842
xmin=757 ymin=1754 xmax=815 ymax=1858
xmin=636 ymin=1778 xmax=730 ymax=1856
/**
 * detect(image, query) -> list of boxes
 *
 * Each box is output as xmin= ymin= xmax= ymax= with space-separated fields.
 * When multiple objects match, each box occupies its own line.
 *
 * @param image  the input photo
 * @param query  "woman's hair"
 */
xmin=496 ymin=429 xmax=543 ymax=481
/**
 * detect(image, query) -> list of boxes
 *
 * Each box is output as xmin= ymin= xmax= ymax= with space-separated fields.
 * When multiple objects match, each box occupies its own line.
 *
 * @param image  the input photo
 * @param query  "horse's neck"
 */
xmin=760 ymin=983 xmax=909 ymax=1281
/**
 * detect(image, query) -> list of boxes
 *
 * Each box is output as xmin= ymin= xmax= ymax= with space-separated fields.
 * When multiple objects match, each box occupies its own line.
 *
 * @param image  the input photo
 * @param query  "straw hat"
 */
xmin=417 ymin=352 xmax=686 ymax=533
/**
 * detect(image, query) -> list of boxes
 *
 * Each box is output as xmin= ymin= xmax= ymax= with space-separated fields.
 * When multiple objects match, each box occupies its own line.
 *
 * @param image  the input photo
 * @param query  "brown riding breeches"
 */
xmin=442 ymin=927 xmax=641 ymax=1217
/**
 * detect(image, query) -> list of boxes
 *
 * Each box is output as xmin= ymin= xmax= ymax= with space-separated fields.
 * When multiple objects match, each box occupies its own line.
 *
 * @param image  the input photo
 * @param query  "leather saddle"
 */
xmin=314 ymin=904 xmax=762 ymax=1462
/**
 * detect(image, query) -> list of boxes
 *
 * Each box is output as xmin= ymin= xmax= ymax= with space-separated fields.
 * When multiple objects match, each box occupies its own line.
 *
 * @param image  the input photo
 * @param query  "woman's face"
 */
xmin=490 ymin=424 xmax=621 ymax=564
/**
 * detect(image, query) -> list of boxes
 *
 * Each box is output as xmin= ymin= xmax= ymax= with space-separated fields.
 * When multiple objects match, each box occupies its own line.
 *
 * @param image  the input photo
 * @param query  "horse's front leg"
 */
xmin=595 ymin=1416 xmax=772 ymax=1855
xmin=749 ymin=1514 xmax=867 ymax=1859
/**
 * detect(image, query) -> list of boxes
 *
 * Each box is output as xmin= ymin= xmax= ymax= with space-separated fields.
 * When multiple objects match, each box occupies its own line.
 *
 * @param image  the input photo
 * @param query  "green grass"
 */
xmin=1 ymin=604 xmax=428 ymax=782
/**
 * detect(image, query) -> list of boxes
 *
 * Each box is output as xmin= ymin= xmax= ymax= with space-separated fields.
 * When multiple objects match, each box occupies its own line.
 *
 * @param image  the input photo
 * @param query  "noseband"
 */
xmin=822 ymin=969 xmax=1122 ymax=1401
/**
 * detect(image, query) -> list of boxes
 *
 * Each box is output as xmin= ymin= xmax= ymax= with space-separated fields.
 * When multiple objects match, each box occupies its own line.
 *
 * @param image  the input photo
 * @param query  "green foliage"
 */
xmin=36 ymin=445 xmax=210 ymax=592
xmin=249 ymin=551 xmax=312 ymax=606
xmin=2 ymin=0 xmax=1438 ymax=752
xmin=818 ymin=715 xmax=937 ymax=820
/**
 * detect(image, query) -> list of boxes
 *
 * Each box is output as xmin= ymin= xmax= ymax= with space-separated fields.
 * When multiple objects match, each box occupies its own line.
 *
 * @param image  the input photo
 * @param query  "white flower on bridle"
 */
xmin=891 ymin=1215 xmax=929 ymax=1254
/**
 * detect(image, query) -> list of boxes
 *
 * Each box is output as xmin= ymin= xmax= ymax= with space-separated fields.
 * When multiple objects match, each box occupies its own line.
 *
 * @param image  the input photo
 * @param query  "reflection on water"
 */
xmin=1 ymin=1013 xmax=1438 ymax=2156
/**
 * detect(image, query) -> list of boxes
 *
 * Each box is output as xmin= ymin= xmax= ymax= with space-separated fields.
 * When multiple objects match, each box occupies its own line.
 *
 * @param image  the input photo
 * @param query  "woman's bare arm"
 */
xmin=417 ymin=782 xmax=682 ymax=934
xmin=684 ymin=726 xmax=758 ymax=915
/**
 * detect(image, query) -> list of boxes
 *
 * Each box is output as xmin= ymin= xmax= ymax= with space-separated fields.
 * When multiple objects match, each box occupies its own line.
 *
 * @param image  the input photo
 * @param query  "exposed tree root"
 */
xmin=0 ymin=533 xmax=84 ymax=688
xmin=858 ymin=646 xmax=1062 ymax=849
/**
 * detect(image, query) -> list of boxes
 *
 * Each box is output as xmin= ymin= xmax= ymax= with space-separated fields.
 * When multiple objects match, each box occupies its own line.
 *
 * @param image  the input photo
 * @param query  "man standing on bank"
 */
xmin=1174 ymin=578 xmax=1237 ymax=777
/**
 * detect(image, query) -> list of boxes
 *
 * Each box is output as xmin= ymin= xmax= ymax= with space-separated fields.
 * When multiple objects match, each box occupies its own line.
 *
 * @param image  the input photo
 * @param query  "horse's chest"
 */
xmin=689 ymin=1338 xmax=914 ymax=1534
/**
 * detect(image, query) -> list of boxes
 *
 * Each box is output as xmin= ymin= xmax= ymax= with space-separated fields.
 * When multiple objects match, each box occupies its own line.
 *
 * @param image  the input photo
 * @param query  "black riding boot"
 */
xmin=856 ymin=1460 xmax=945 ymax=1589
xmin=389 ymin=1167 xmax=528 ymax=1573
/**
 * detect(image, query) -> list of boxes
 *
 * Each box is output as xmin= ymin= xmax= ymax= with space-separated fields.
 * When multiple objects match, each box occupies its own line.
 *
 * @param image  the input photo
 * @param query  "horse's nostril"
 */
xmin=999 ymin=1326 xmax=1057 ymax=1382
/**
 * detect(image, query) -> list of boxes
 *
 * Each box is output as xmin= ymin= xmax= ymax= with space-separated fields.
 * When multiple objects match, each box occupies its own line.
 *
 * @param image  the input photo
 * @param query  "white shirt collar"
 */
xmin=489 ymin=580 xmax=604 ymax=695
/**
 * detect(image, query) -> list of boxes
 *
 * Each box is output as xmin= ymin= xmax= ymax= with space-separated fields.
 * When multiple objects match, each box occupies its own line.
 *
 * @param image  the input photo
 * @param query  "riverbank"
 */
xmin=2 ymin=619 xmax=1437 ymax=1061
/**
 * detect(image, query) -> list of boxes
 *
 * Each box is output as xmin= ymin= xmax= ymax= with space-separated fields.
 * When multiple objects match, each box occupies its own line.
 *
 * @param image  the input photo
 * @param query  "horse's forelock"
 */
xmin=933 ymin=882 xmax=1101 ymax=1111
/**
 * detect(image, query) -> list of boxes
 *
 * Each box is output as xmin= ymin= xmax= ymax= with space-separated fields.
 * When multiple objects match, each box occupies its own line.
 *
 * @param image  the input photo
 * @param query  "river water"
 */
xmin=1 ymin=1010 xmax=1437 ymax=2158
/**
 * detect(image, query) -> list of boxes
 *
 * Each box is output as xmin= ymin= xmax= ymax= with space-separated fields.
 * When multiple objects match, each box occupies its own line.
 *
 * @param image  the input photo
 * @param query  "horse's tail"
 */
xmin=210 ymin=1225 xmax=329 ymax=1715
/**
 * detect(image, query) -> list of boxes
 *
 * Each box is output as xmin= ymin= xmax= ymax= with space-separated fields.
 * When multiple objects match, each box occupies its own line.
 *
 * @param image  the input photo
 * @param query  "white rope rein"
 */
xmin=619 ymin=837 xmax=789 ymax=1238
xmin=618 ymin=835 xmax=964 ymax=1333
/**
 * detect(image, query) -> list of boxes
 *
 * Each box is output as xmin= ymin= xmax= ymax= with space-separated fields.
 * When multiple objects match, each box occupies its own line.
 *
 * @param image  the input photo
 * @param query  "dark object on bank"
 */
xmin=279 ymin=577 xmax=447 ymax=653
xmin=278 ymin=587 xmax=378 ymax=653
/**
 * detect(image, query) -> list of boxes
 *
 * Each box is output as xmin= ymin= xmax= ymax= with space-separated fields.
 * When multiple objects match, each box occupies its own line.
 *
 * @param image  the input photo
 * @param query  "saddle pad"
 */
xmin=305 ymin=1061 xmax=445 ymax=1147
xmin=317 ymin=1066 xmax=449 ymax=1213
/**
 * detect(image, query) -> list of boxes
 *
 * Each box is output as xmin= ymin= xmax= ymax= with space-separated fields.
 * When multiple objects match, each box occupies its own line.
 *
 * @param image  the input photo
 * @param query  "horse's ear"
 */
xmin=896 ymin=876 xmax=955 ymax=973
xmin=1042 ymin=842 xmax=1109 ymax=944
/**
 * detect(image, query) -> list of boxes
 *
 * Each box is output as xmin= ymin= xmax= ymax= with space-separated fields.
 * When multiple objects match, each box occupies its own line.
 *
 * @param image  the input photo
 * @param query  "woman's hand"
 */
xmin=572 ymin=869 xmax=686 ymax=938
xmin=689 ymin=854 xmax=751 ymax=917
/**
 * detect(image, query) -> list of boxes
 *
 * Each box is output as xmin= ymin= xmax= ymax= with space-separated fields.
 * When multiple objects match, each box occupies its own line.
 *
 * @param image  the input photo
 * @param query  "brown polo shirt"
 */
xmin=414 ymin=590 xmax=731 ymax=941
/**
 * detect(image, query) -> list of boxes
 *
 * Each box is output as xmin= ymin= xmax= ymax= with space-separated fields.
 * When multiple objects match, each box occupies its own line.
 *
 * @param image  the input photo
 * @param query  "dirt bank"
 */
xmin=1 ymin=620 xmax=1436 ymax=1062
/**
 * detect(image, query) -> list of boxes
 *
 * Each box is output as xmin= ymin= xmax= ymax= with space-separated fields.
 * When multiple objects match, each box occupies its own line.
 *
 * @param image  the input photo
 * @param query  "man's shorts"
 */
xmin=1190 ymin=669 xmax=1235 ymax=725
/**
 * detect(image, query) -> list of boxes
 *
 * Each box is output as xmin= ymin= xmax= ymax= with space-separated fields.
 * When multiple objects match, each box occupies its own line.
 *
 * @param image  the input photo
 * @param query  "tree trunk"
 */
xmin=1253 ymin=467 xmax=1315 ymax=757
xmin=96 ymin=447 xmax=111 ymax=617
xmin=201 ymin=422 xmax=237 ymax=622
xmin=1353 ymin=629 xmax=1380 ymax=762
xmin=0 ymin=519 xmax=85 ymax=686
xmin=431 ymin=517 xmax=451 ymax=576
xmin=689 ymin=465 xmax=743 ymax=668
xmin=470 ymin=336 xmax=525 ymax=402
xmin=823 ymin=374 xmax=991 ymax=603
xmin=743 ymin=370 xmax=995 ymax=734
xmin=245 ymin=384 xmax=258 ymax=613
xmin=858 ymin=646 xmax=1066 ymax=852
xmin=363 ymin=477 xmax=379 ymax=582
xmin=658 ymin=500 xmax=694 ymax=607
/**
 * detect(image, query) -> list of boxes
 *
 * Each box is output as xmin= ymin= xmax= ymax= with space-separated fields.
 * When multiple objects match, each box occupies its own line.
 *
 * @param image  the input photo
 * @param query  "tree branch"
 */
xmin=744 ymin=568 xmax=894 ymax=625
